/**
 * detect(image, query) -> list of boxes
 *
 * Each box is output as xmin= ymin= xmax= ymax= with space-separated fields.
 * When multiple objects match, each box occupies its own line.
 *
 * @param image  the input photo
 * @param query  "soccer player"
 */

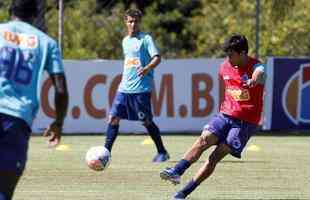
xmin=103 ymin=9 xmax=169 ymax=162
xmin=160 ymin=34 xmax=265 ymax=199
xmin=0 ymin=0 xmax=69 ymax=200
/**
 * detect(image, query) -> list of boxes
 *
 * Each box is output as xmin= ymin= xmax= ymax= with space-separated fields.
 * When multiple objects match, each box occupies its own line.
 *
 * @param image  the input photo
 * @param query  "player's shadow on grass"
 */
xmin=168 ymin=160 xmax=268 ymax=164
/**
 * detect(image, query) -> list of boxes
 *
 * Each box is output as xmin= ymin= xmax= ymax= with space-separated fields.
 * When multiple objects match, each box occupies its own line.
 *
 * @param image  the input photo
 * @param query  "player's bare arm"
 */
xmin=43 ymin=73 xmax=69 ymax=147
xmin=137 ymin=55 xmax=161 ymax=77
xmin=246 ymin=66 xmax=265 ymax=87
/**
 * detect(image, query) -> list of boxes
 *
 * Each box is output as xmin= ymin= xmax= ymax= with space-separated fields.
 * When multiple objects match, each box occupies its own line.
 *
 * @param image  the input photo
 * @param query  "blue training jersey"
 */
xmin=118 ymin=32 xmax=159 ymax=93
xmin=0 ymin=21 xmax=64 ymax=126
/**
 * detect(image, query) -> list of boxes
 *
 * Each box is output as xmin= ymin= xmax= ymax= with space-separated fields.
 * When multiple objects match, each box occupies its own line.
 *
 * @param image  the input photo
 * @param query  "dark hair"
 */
xmin=124 ymin=9 xmax=142 ymax=20
xmin=9 ymin=0 xmax=38 ymax=20
xmin=223 ymin=34 xmax=248 ymax=54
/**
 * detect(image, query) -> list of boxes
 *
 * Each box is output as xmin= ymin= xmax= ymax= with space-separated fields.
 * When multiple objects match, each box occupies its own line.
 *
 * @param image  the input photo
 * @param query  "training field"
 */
xmin=15 ymin=134 xmax=310 ymax=200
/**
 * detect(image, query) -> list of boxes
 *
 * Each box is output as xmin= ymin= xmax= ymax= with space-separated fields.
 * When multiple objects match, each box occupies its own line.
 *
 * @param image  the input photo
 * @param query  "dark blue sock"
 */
xmin=145 ymin=122 xmax=167 ymax=154
xmin=179 ymin=179 xmax=199 ymax=197
xmin=104 ymin=124 xmax=119 ymax=152
xmin=174 ymin=159 xmax=191 ymax=175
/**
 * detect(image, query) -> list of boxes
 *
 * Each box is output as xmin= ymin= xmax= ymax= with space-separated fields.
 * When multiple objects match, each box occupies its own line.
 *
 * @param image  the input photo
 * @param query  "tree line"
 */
xmin=0 ymin=0 xmax=309 ymax=60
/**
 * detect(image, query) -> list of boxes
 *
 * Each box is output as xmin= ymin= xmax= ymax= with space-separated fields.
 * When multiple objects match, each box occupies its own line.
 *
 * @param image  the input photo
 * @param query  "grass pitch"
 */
xmin=14 ymin=134 xmax=310 ymax=200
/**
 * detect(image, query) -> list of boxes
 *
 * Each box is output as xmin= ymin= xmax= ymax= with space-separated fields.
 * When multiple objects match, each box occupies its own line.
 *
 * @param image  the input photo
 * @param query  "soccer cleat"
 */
xmin=152 ymin=152 xmax=170 ymax=163
xmin=173 ymin=192 xmax=186 ymax=200
xmin=160 ymin=167 xmax=181 ymax=185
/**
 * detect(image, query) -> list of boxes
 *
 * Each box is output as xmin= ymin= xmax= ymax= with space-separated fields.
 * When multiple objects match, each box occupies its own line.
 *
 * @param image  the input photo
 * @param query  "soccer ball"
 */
xmin=85 ymin=146 xmax=111 ymax=171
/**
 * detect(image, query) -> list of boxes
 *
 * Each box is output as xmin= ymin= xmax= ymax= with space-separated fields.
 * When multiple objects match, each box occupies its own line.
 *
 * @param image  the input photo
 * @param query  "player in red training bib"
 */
xmin=160 ymin=34 xmax=265 ymax=200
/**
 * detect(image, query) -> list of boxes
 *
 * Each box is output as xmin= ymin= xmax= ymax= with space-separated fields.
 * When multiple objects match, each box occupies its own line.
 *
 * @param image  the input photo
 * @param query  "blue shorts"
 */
xmin=0 ymin=113 xmax=31 ymax=175
xmin=110 ymin=92 xmax=153 ymax=121
xmin=204 ymin=113 xmax=257 ymax=158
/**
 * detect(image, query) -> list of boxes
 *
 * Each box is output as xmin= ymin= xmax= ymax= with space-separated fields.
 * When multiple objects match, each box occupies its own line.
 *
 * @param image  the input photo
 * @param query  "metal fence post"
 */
xmin=58 ymin=0 xmax=64 ymax=53
xmin=255 ymin=0 xmax=261 ymax=58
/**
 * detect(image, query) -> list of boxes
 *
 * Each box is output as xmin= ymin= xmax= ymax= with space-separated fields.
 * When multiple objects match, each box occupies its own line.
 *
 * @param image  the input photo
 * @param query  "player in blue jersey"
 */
xmin=103 ymin=9 xmax=169 ymax=163
xmin=0 ymin=0 xmax=69 ymax=199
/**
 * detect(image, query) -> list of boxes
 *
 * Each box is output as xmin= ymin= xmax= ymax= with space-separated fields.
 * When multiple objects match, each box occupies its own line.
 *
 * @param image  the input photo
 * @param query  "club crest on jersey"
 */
xmin=2 ymin=31 xmax=38 ymax=49
xmin=241 ymin=74 xmax=249 ymax=81
xmin=132 ymin=43 xmax=141 ymax=51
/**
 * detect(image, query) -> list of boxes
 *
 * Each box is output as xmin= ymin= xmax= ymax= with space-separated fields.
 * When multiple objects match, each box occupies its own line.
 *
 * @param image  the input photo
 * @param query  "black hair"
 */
xmin=124 ymin=9 xmax=142 ymax=20
xmin=9 ymin=0 xmax=38 ymax=20
xmin=223 ymin=34 xmax=249 ymax=54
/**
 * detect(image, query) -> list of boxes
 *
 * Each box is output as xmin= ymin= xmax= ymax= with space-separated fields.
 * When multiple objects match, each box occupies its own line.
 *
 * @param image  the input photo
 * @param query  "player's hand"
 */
xmin=43 ymin=121 xmax=63 ymax=148
xmin=137 ymin=66 xmax=150 ymax=77
xmin=243 ymin=79 xmax=256 ymax=88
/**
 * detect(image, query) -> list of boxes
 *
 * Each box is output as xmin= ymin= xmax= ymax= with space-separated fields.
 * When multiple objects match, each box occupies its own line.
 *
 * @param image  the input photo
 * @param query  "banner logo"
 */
xmin=282 ymin=63 xmax=310 ymax=124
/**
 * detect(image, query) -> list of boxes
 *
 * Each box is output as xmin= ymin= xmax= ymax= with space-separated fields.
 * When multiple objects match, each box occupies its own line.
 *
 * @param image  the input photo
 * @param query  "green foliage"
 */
xmin=142 ymin=0 xmax=201 ymax=58
xmin=46 ymin=0 xmax=125 ymax=59
xmin=0 ymin=0 xmax=309 ymax=59
xmin=190 ymin=0 xmax=257 ymax=57
xmin=0 ymin=0 xmax=9 ymax=20
xmin=260 ymin=0 xmax=310 ymax=57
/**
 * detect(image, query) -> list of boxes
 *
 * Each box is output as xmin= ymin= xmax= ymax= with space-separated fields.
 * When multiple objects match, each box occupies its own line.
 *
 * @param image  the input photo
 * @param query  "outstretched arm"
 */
xmin=43 ymin=73 xmax=69 ymax=147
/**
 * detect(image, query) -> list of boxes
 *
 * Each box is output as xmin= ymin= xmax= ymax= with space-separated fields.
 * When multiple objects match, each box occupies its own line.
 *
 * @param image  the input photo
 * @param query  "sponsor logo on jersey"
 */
xmin=2 ymin=31 xmax=38 ymax=49
xmin=124 ymin=57 xmax=141 ymax=69
xmin=226 ymin=88 xmax=250 ymax=101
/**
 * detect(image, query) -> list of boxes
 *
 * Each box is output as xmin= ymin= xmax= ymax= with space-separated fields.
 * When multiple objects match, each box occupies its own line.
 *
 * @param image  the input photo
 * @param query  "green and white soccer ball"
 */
xmin=85 ymin=146 xmax=111 ymax=171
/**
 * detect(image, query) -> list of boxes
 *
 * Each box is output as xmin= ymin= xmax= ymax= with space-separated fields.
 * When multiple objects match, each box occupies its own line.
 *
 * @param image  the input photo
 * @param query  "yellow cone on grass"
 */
xmin=141 ymin=138 xmax=153 ymax=145
xmin=56 ymin=144 xmax=71 ymax=151
xmin=247 ymin=144 xmax=261 ymax=152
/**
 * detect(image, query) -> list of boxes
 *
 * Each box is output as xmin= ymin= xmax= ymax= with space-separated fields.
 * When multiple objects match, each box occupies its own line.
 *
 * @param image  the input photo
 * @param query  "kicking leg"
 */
xmin=183 ymin=130 xmax=219 ymax=163
xmin=104 ymin=115 xmax=120 ymax=152
xmin=194 ymin=143 xmax=231 ymax=183
xmin=174 ymin=143 xmax=231 ymax=199
xmin=160 ymin=130 xmax=219 ymax=184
